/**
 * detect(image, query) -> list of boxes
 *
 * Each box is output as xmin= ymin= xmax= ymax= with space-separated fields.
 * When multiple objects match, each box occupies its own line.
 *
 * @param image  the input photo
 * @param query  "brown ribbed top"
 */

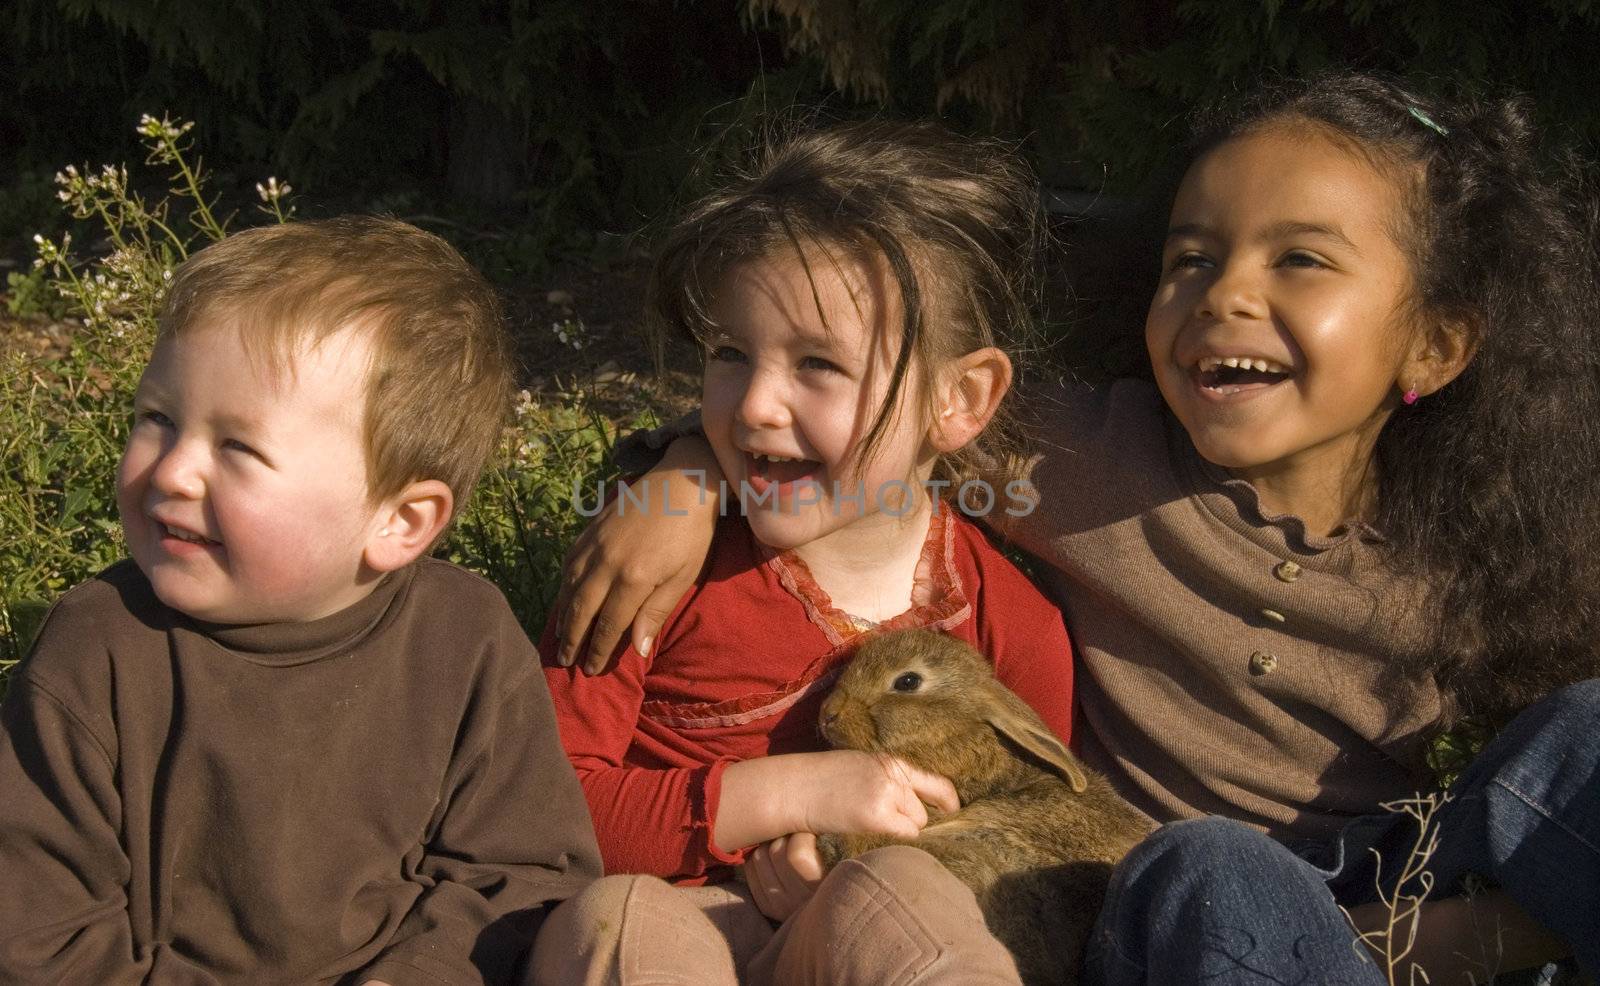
xmin=1004 ymin=379 xmax=1441 ymax=841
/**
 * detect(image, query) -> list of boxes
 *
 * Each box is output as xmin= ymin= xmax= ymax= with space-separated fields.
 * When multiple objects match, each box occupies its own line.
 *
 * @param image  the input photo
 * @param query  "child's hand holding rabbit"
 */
xmin=729 ymin=752 xmax=959 ymax=920
xmin=719 ymin=748 xmax=959 ymax=920
xmin=743 ymin=832 xmax=825 ymax=920
xmin=714 ymin=749 xmax=958 ymax=853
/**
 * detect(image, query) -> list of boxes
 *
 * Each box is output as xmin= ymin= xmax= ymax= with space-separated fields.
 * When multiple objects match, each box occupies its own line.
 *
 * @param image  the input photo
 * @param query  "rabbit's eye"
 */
xmin=892 ymin=672 xmax=923 ymax=693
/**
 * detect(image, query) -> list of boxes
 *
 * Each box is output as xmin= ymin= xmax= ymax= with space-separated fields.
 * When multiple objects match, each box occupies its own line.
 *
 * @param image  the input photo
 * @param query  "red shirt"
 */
xmin=542 ymin=506 xmax=1074 ymax=883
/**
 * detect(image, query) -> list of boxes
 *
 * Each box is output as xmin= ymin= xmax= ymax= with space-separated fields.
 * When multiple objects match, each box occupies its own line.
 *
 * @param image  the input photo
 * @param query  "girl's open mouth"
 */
xmin=743 ymin=451 xmax=822 ymax=495
xmin=1195 ymin=356 xmax=1293 ymax=396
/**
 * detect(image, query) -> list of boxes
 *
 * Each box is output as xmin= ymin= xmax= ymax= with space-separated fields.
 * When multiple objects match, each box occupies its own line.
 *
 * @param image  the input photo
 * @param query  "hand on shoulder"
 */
xmin=553 ymin=435 xmax=723 ymax=673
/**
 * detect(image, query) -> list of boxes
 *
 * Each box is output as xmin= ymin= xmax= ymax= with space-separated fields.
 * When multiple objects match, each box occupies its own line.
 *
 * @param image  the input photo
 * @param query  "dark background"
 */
xmin=6 ymin=0 xmax=1599 ymax=378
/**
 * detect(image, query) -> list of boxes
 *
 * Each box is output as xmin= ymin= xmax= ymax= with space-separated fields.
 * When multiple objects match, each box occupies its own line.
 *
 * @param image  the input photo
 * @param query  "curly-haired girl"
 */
xmin=1070 ymin=71 xmax=1600 ymax=984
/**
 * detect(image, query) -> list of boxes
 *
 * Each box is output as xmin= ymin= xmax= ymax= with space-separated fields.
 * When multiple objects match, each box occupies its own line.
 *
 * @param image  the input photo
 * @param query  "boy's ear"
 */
xmin=929 ymin=347 xmax=1013 ymax=454
xmin=363 ymin=479 xmax=454 ymax=574
xmin=1407 ymin=316 xmax=1479 ymax=397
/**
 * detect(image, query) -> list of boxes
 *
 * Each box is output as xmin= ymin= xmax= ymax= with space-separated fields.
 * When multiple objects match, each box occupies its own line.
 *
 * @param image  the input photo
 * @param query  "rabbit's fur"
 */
xmin=815 ymin=628 xmax=1152 ymax=986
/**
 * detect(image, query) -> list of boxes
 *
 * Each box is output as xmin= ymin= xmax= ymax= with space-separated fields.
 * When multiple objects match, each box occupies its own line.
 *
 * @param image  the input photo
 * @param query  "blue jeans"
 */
xmin=1086 ymin=679 xmax=1600 ymax=985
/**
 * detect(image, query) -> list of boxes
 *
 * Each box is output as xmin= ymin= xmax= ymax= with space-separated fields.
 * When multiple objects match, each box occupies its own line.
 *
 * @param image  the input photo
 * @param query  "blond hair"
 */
xmin=159 ymin=216 xmax=514 ymax=510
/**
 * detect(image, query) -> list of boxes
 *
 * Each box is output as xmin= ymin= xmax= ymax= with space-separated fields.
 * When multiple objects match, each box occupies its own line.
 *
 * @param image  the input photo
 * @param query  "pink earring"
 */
xmin=1402 ymin=388 xmax=1420 ymax=406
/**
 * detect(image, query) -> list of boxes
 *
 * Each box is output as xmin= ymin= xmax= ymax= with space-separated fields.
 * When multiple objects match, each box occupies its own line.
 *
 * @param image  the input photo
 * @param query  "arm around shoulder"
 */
xmin=556 ymin=431 xmax=723 ymax=672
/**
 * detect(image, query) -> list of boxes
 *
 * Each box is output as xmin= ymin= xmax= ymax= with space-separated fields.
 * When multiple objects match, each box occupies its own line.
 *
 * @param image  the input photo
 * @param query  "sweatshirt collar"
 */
xmin=187 ymin=565 xmax=415 ymax=666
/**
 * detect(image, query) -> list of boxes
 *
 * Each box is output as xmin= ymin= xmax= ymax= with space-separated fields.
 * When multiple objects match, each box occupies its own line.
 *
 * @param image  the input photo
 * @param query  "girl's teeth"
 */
xmin=1198 ymin=356 xmax=1289 ymax=374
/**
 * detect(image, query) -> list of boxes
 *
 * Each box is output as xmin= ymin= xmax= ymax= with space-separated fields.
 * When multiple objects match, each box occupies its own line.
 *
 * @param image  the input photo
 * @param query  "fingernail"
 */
xmin=557 ymin=647 xmax=573 ymax=667
xmin=639 ymin=635 xmax=654 ymax=658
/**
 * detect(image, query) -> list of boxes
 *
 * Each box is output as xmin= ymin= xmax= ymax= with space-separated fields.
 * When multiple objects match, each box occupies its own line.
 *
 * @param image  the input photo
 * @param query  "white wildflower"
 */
xmin=136 ymin=113 xmax=191 ymax=142
xmin=255 ymin=176 xmax=292 ymax=203
xmin=32 ymin=234 xmax=62 ymax=265
xmin=551 ymin=318 xmax=589 ymax=351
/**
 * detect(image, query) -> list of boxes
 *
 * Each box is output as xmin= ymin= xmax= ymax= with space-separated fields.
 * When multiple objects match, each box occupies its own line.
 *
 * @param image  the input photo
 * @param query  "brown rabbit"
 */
xmin=815 ymin=628 xmax=1153 ymax=986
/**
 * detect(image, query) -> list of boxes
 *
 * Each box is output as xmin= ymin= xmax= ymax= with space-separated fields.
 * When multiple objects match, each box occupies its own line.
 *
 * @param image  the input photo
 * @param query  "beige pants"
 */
xmin=529 ymin=845 xmax=1023 ymax=986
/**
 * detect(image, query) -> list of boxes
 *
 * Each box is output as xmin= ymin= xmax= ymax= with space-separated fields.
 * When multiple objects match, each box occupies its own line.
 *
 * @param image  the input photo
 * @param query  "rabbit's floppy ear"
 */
xmin=985 ymin=707 xmax=1088 ymax=793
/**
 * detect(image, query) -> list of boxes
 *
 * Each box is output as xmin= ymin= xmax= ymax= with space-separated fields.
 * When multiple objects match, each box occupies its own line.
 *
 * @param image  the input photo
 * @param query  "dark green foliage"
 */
xmin=751 ymin=0 xmax=1600 ymax=193
xmin=10 ymin=1 xmax=1598 ymax=275
xmin=2 ymin=0 xmax=807 ymax=274
xmin=736 ymin=0 xmax=1600 ymax=379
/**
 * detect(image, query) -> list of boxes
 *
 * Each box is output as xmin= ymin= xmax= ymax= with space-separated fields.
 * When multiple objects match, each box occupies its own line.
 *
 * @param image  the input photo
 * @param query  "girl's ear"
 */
xmin=1406 ymin=317 xmax=1479 ymax=398
xmin=363 ymin=479 xmax=454 ymax=574
xmin=929 ymin=347 xmax=1013 ymax=453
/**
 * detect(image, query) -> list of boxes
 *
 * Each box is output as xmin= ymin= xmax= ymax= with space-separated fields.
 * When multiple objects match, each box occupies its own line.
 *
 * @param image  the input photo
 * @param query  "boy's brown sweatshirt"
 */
xmin=0 ymin=557 xmax=601 ymax=985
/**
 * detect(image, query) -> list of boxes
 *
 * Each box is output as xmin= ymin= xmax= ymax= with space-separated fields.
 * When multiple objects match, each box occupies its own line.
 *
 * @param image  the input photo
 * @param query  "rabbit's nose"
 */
xmin=819 ymin=710 xmax=839 ymax=742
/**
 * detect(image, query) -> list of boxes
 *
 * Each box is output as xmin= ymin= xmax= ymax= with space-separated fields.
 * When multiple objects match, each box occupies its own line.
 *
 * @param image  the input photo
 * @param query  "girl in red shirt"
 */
xmin=536 ymin=121 xmax=1074 ymax=985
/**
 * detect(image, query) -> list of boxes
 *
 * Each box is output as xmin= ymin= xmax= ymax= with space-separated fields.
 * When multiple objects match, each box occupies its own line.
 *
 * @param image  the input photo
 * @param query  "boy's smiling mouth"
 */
xmin=1194 ymin=355 xmax=1294 ymax=397
xmin=743 ymin=450 xmax=823 ymax=494
xmin=157 ymin=519 xmax=222 ymax=548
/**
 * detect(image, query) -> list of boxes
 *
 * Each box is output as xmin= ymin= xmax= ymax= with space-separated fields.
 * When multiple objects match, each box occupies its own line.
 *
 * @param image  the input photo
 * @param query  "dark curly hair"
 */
xmin=1190 ymin=71 xmax=1600 ymax=720
xmin=645 ymin=118 xmax=1047 ymax=491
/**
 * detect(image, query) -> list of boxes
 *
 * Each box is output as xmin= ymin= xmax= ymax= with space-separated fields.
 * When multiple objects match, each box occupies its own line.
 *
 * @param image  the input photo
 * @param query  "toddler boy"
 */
xmin=0 ymin=217 xmax=601 ymax=984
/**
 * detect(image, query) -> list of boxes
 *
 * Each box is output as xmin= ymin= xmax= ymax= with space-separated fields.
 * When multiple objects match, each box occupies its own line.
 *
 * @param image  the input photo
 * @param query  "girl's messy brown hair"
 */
xmin=646 ymin=119 xmax=1047 ymax=491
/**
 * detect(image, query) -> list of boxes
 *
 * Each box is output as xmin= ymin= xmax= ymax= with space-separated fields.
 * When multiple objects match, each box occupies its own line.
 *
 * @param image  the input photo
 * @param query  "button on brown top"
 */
xmin=1249 ymin=651 xmax=1279 ymax=675
xmin=1260 ymin=608 xmax=1286 ymax=624
xmin=1274 ymin=560 xmax=1302 ymax=582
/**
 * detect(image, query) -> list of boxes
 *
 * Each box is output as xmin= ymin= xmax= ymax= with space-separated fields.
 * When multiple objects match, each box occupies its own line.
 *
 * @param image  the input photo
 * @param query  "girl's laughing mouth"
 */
xmin=1194 ymin=355 xmax=1293 ymax=398
xmin=743 ymin=451 xmax=823 ymax=495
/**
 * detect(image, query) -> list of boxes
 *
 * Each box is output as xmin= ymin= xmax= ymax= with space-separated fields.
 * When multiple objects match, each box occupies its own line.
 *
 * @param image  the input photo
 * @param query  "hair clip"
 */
xmin=1408 ymin=105 xmax=1450 ymax=137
